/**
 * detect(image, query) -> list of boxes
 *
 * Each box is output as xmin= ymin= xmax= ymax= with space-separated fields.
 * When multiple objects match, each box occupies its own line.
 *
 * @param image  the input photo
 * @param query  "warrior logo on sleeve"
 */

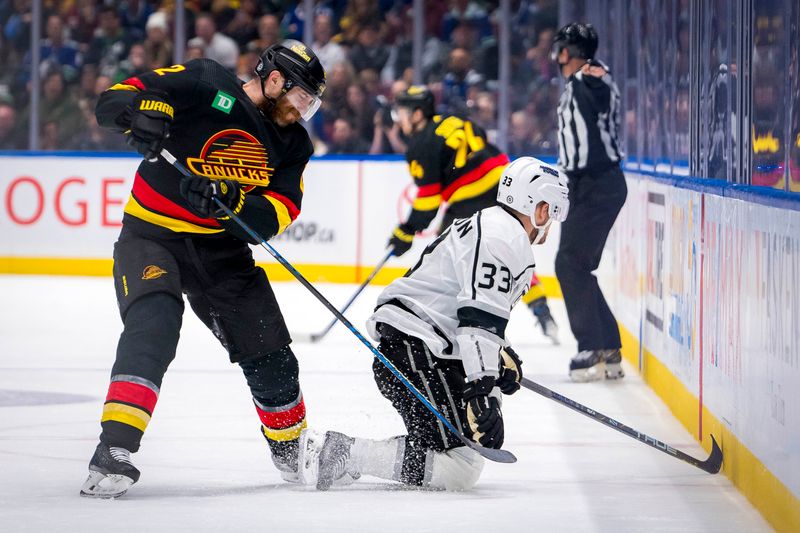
xmin=187 ymin=129 xmax=273 ymax=189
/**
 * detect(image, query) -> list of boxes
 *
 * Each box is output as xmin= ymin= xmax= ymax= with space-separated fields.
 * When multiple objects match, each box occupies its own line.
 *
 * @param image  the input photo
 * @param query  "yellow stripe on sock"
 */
xmin=102 ymin=402 xmax=151 ymax=432
xmin=262 ymin=420 xmax=307 ymax=442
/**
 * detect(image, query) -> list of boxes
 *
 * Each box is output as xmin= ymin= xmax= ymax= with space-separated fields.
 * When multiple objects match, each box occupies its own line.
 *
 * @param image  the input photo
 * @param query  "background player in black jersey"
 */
xmin=551 ymin=24 xmax=627 ymax=382
xmin=386 ymin=85 xmax=559 ymax=343
xmin=80 ymin=40 xmax=325 ymax=498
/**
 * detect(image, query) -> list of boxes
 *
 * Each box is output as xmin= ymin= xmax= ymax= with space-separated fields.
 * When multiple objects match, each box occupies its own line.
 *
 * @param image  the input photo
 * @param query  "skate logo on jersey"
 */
xmin=142 ymin=265 xmax=167 ymax=280
xmin=186 ymin=129 xmax=272 ymax=188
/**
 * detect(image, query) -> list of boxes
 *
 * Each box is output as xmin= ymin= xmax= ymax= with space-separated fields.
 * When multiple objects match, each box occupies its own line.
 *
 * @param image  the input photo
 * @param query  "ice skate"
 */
xmin=268 ymin=438 xmax=301 ymax=483
xmin=79 ymin=443 xmax=140 ymax=498
xmin=316 ymin=431 xmax=360 ymax=491
xmin=529 ymin=298 xmax=559 ymax=345
xmin=297 ymin=429 xmax=359 ymax=488
xmin=569 ymin=349 xmax=625 ymax=382
xmin=603 ymin=349 xmax=625 ymax=379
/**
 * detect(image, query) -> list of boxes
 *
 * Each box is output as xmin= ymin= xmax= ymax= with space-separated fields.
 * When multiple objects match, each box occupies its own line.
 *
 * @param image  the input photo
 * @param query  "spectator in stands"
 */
xmin=370 ymin=79 xmax=409 ymax=155
xmin=441 ymin=0 xmax=491 ymax=42
xmin=19 ymin=68 xmax=81 ymax=150
xmin=339 ymin=0 xmax=385 ymax=44
xmin=507 ymin=109 xmax=536 ymax=156
xmin=22 ymin=14 xmax=82 ymax=84
xmin=85 ymin=6 xmax=136 ymax=77
xmin=189 ymin=13 xmax=238 ymax=71
xmin=119 ymin=0 xmax=153 ymax=41
xmin=472 ymin=90 xmax=497 ymax=141
xmin=328 ymin=116 xmax=369 ymax=154
xmin=143 ymin=11 xmax=173 ymax=70
xmin=222 ymin=0 xmax=261 ymax=48
xmin=0 ymin=102 xmax=20 ymax=150
xmin=236 ymin=43 xmax=261 ymax=82
xmin=115 ymin=42 xmax=148 ymax=81
xmin=313 ymin=11 xmax=347 ymax=72
xmin=248 ymin=13 xmax=281 ymax=53
xmin=185 ymin=40 xmax=205 ymax=61
xmin=345 ymin=83 xmax=375 ymax=143
xmin=349 ymin=24 xmax=390 ymax=74
xmin=64 ymin=0 xmax=100 ymax=49
xmin=440 ymin=47 xmax=483 ymax=114
xmin=3 ymin=0 xmax=32 ymax=61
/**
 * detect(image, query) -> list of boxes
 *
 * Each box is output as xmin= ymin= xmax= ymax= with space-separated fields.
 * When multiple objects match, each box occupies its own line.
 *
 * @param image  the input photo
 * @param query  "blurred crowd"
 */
xmin=0 ymin=0 xmax=560 ymax=156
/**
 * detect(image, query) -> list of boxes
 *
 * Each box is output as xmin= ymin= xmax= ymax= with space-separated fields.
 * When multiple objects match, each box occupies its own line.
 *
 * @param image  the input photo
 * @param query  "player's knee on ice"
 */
xmin=426 ymin=447 xmax=484 ymax=491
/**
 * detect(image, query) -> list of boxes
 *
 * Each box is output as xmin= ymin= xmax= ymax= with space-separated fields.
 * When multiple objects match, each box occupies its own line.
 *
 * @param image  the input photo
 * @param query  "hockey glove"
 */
xmin=496 ymin=346 xmax=523 ymax=395
xmin=180 ymin=175 xmax=244 ymax=219
xmin=388 ymin=224 xmax=414 ymax=257
xmin=463 ymin=375 xmax=504 ymax=449
xmin=127 ymin=90 xmax=174 ymax=162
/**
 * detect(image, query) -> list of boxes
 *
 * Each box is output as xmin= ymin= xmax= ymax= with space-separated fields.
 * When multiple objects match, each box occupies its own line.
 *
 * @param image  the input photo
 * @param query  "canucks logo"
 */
xmin=187 ymin=129 xmax=273 ymax=188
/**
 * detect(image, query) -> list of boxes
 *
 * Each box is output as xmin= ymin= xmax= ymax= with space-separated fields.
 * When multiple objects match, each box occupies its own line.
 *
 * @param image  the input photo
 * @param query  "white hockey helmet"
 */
xmin=497 ymin=157 xmax=570 ymax=222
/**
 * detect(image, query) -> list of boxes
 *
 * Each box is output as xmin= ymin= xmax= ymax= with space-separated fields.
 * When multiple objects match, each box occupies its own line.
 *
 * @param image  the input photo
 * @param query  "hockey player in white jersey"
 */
xmin=299 ymin=157 xmax=569 ymax=491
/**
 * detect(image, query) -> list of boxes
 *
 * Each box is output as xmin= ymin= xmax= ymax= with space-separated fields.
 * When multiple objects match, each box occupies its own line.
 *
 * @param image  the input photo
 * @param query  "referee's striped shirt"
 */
xmin=557 ymin=60 xmax=623 ymax=173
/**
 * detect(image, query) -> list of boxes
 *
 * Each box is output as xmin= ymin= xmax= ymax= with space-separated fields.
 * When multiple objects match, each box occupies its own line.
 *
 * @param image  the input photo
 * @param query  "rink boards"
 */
xmin=604 ymin=170 xmax=800 ymax=532
xmin=0 ymin=153 xmax=797 ymax=531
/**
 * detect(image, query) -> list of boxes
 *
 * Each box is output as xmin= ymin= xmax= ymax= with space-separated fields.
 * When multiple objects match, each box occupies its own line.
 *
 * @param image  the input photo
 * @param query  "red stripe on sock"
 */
xmin=255 ymin=399 xmax=306 ymax=429
xmin=106 ymin=381 xmax=158 ymax=414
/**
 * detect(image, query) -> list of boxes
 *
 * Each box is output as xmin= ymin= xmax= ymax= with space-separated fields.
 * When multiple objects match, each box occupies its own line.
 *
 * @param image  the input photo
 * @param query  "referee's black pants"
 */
xmin=555 ymin=164 xmax=627 ymax=352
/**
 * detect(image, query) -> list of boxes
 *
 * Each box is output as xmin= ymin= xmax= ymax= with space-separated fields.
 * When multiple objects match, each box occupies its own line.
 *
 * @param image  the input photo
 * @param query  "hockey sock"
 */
xmin=100 ymin=375 xmax=160 ymax=453
xmin=254 ymin=391 xmax=307 ymax=466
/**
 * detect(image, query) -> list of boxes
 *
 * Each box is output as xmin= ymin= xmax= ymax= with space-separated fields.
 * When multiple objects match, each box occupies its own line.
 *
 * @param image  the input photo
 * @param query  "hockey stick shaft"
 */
xmin=520 ymin=377 xmax=722 ymax=473
xmin=308 ymin=248 xmax=394 ymax=342
xmin=161 ymin=149 xmax=515 ymax=464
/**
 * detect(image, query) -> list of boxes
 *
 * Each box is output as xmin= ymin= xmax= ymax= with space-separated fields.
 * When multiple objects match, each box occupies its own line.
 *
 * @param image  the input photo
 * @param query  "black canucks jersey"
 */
xmin=402 ymin=115 xmax=509 ymax=233
xmin=95 ymin=59 xmax=313 ymax=243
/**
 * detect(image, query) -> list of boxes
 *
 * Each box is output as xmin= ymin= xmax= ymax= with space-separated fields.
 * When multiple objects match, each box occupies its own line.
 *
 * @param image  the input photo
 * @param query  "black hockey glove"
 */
xmin=496 ymin=346 xmax=523 ymax=395
xmin=463 ymin=375 xmax=504 ymax=449
xmin=388 ymin=224 xmax=414 ymax=257
xmin=180 ymin=176 xmax=244 ymax=219
xmin=127 ymin=90 xmax=173 ymax=162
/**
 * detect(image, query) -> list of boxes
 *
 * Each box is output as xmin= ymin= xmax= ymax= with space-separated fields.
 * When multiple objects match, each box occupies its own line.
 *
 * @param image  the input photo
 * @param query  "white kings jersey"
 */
xmin=367 ymin=206 xmax=536 ymax=381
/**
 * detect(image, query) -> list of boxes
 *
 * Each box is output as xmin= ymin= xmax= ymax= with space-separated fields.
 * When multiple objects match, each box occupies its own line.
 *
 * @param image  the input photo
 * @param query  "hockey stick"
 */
xmin=293 ymin=248 xmax=394 ymax=343
xmin=520 ymin=377 xmax=722 ymax=474
xmin=160 ymin=148 xmax=516 ymax=465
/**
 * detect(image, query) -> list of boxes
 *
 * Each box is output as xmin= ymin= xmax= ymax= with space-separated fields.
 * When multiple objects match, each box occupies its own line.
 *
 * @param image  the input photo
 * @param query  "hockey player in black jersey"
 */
xmin=387 ymin=85 xmax=560 ymax=343
xmin=298 ymin=157 xmax=569 ymax=491
xmin=80 ymin=40 xmax=325 ymax=498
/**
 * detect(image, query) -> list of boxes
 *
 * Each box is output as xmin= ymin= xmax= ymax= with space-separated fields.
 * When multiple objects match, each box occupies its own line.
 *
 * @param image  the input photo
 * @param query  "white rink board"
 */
xmin=604 ymin=171 xmax=800 ymax=504
xmin=0 ymin=154 xmax=559 ymax=276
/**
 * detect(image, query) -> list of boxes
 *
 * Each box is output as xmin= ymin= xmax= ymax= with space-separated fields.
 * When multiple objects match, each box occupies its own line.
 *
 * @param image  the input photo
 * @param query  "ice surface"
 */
xmin=0 ymin=275 xmax=770 ymax=532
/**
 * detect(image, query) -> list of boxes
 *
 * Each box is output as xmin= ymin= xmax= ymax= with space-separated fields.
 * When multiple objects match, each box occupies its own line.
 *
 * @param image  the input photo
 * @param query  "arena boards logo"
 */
xmin=186 ymin=129 xmax=273 ymax=189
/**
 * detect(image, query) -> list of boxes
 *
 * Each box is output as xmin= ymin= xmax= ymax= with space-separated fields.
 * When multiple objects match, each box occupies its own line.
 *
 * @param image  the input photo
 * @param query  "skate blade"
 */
xmin=604 ymin=362 xmax=625 ymax=380
xmin=297 ymin=428 xmax=324 ymax=486
xmin=569 ymin=363 xmax=606 ymax=383
xmin=80 ymin=470 xmax=135 ymax=499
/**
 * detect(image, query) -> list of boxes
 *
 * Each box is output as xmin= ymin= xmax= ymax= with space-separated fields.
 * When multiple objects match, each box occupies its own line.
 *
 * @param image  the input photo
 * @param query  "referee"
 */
xmin=551 ymin=23 xmax=628 ymax=382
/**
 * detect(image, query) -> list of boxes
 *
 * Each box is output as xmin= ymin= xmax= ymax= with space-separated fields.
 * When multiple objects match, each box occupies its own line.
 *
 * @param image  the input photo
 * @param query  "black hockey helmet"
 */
xmin=255 ymin=39 xmax=326 ymax=119
xmin=395 ymin=85 xmax=436 ymax=118
xmin=551 ymin=23 xmax=598 ymax=61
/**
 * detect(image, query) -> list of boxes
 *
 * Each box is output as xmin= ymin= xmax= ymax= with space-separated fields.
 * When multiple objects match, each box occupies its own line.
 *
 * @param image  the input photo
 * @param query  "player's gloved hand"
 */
xmin=180 ymin=175 xmax=244 ymax=219
xmin=496 ymin=346 xmax=523 ymax=395
xmin=388 ymin=224 xmax=414 ymax=257
xmin=463 ymin=375 xmax=504 ymax=449
xmin=127 ymin=90 xmax=174 ymax=162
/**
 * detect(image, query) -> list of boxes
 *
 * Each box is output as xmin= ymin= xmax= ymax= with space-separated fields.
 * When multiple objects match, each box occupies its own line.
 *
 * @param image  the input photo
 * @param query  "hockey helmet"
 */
xmin=497 ymin=157 xmax=569 ymax=243
xmin=551 ymin=23 xmax=599 ymax=61
xmin=395 ymin=85 xmax=436 ymax=118
xmin=255 ymin=40 xmax=326 ymax=120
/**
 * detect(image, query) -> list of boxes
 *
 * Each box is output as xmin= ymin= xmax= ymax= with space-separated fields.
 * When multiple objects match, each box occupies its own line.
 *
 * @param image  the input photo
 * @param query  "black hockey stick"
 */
xmin=293 ymin=248 xmax=394 ymax=343
xmin=160 ymin=148 xmax=516 ymax=465
xmin=520 ymin=377 xmax=722 ymax=474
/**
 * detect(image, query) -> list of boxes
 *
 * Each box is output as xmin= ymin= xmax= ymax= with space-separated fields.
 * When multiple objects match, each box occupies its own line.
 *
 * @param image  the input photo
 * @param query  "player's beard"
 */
xmin=268 ymin=96 xmax=301 ymax=127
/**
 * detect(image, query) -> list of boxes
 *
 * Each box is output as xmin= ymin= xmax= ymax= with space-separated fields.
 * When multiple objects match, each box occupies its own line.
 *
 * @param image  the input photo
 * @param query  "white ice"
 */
xmin=0 ymin=275 xmax=770 ymax=532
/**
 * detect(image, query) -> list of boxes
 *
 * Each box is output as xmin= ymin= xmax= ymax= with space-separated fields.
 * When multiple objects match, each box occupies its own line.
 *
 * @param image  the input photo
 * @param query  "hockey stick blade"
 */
xmin=159 ymin=148 xmax=516 ymax=465
xmin=460 ymin=436 xmax=517 ymax=463
xmin=698 ymin=435 xmax=723 ymax=474
xmin=521 ymin=377 xmax=722 ymax=474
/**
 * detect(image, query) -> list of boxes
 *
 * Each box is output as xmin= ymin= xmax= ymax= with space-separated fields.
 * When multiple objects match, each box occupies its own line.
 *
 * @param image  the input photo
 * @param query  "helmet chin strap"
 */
xmin=531 ymin=217 xmax=553 ymax=245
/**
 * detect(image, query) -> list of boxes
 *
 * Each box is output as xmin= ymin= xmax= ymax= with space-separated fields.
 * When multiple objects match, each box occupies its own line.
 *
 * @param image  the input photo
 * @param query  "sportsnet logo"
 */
xmin=186 ymin=129 xmax=273 ymax=188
